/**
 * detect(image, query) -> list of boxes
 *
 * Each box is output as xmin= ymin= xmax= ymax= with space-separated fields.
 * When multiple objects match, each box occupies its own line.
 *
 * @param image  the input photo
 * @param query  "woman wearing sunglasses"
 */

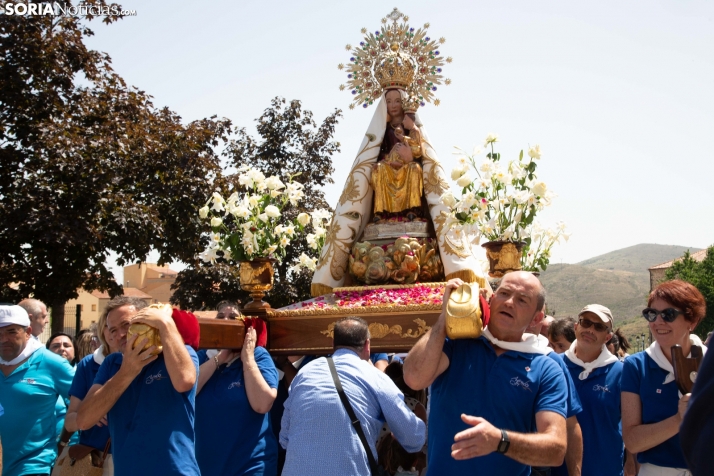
xmin=621 ymin=280 xmax=707 ymax=476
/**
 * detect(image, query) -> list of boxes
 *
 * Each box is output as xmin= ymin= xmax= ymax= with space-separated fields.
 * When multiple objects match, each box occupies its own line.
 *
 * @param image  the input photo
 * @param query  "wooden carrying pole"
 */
xmin=196 ymin=308 xmax=441 ymax=355
xmin=671 ymin=344 xmax=704 ymax=394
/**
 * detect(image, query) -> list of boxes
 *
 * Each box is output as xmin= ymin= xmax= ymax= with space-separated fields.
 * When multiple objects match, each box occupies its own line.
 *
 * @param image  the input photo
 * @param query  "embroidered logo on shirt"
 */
xmin=525 ymin=366 xmax=531 ymax=372
xmin=510 ymin=376 xmax=532 ymax=392
xmin=228 ymin=381 xmax=242 ymax=389
xmin=19 ymin=378 xmax=36 ymax=384
xmin=592 ymin=384 xmax=610 ymax=393
xmin=656 ymin=389 xmax=662 ymax=394
xmin=145 ymin=370 xmax=166 ymax=385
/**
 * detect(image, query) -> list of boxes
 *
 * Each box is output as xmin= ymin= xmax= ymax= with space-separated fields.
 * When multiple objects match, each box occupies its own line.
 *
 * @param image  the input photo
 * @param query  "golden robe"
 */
xmin=370 ymin=127 xmax=424 ymax=214
xmin=370 ymin=161 xmax=423 ymax=214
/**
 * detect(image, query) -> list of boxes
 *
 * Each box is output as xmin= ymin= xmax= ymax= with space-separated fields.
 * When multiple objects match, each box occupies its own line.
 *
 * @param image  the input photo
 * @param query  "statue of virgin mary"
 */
xmin=311 ymin=9 xmax=487 ymax=296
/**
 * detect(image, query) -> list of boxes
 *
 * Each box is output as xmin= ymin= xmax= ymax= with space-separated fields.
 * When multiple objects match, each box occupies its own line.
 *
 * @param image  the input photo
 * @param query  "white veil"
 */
xmin=311 ymin=91 xmax=487 ymax=296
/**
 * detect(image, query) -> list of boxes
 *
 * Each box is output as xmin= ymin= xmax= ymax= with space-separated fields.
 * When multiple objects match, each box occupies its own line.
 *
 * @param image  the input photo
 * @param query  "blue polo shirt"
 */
xmin=621 ymin=351 xmax=685 ymax=468
xmin=428 ymin=337 xmax=569 ymax=475
xmin=370 ymin=353 xmax=388 ymax=365
xmin=562 ymin=355 xmax=624 ymax=476
xmin=195 ymin=347 xmax=279 ymax=476
xmin=0 ymin=348 xmax=74 ymax=476
xmin=69 ymin=353 xmax=111 ymax=451
xmin=548 ymin=352 xmax=583 ymax=418
xmin=94 ymin=346 xmax=200 ymax=476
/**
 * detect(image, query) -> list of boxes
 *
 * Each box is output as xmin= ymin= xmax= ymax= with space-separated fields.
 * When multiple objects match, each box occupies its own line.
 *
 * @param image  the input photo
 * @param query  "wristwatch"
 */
xmin=497 ymin=429 xmax=510 ymax=454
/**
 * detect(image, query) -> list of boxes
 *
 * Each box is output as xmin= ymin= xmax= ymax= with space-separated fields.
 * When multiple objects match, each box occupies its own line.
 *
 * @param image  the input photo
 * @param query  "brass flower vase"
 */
xmin=239 ymin=258 xmax=276 ymax=310
xmin=481 ymin=241 xmax=525 ymax=278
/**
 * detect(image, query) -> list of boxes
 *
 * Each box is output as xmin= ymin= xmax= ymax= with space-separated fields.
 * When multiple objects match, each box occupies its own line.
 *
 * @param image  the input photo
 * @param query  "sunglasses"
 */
xmin=642 ymin=308 xmax=683 ymax=323
xmin=578 ymin=318 xmax=610 ymax=333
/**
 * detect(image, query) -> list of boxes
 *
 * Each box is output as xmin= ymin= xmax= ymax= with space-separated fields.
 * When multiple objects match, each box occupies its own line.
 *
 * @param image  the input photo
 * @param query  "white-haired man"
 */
xmin=18 ymin=298 xmax=49 ymax=339
xmin=0 ymin=305 xmax=74 ymax=476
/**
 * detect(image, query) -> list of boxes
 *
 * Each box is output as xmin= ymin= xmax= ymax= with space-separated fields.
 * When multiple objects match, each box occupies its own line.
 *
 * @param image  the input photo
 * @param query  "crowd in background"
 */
xmin=0 ymin=275 xmax=712 ymax=476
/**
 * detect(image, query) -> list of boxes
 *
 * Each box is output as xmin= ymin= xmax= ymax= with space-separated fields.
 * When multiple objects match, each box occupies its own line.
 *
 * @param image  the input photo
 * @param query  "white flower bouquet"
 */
xmin=198 ymin=165 xmax=330 ymax=266
xmin=441 ymin=134 xmax=568 ymax=271
xmin=520 ymin=221 xmax=570 ymax=272
xmin=291 ymin=208 xmax=332 ymax=272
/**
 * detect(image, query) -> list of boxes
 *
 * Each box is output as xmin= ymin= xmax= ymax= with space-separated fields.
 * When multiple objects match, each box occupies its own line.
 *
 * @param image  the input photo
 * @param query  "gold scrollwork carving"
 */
xmin=320 ymin=319 xmax=430 ymax=339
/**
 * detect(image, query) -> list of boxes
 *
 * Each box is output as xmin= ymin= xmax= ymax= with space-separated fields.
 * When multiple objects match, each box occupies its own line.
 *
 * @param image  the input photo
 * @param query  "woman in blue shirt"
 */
xmin=195 ymin=326 xmax=279 ymax=476
xmin=54 ymin=306 xmax=118 ymax=475
xmin=621 ymin=280 xmax=707 ymax=476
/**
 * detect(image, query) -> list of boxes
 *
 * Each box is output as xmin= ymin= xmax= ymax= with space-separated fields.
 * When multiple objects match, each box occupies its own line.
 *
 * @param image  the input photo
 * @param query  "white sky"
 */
xmin=85 ymin=0 xmax=714 ymax=281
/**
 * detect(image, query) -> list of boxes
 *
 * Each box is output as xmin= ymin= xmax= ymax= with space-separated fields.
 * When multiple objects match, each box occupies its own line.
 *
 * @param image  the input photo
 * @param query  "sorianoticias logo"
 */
xmin=0 ymin=2 xmax=136 ymax=17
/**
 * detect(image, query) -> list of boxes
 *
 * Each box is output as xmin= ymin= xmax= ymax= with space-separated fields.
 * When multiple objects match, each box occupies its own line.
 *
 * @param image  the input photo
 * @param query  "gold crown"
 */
xmin=338 ymin=8 xmax=452 ymax=111
xmin=374 ymin=44 xmax=414 ymax=90
xmin=403 ymin=95 xmax=421 ymax=113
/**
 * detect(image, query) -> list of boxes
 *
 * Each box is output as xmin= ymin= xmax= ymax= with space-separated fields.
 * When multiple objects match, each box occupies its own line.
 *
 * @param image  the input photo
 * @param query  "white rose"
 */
xmin=265 ymin=176 xmax=285 ymax=191
xmin=265 ymin=205 xmax=281 ymax=218
xmin=306 ymin=233 xmax=318 ymax=250
xmin=440 ymin=192 xmax=457 ymax=208
xmin=198 ymin=206 xmax=210 ymax=219
xmin=258 ymin=213 xmax=269 ymax=223
xmin=450 ymin=165 xmax=467 ymax=181
xmin=456 ymin=173 xmax=473 ymax=188
xmin=210 ymin=217 xmax=223 ymax=227
xmin=231 ymin=205 xmax=250 ymax=219
xmin=297 ymin=213 xmax=310 ymax=227
xmin=484 ymin=133 xmax=499 ymax=147
xmin=532 ymin=181 xmax=547 ymax=197
xmin=313 ymin=226 xmax=326 ymax=238
xmin=310 ymin=208 xmax=332 ymax=223
xmin=528 ymin=144 xmax=541 ymax=160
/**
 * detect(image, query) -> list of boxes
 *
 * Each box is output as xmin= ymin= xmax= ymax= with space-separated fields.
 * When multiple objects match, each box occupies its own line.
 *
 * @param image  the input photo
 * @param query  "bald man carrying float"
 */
xmin=404 ymin=272 xmax=570 ymax=475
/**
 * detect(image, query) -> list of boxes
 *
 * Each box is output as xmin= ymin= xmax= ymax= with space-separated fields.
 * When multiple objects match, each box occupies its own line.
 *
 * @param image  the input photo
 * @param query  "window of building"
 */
xmin=92 ymin=304 xmax=97 ymax=312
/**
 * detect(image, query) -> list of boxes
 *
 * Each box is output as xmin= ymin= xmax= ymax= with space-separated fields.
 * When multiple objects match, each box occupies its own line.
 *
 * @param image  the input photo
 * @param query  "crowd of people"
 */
xmin=0 ymin=274 xmax=711 ymax=476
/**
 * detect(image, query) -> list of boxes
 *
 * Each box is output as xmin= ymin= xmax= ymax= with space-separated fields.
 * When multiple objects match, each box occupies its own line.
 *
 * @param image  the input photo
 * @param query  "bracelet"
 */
xmin=244 ymin=364 xmax=257 ymax=371
xmin=213 ymin=355 xmax=219 ymax=368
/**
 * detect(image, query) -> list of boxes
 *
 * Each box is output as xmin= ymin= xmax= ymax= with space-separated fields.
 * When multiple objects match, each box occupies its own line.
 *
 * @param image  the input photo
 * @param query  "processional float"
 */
xmin=197 ymin=9 xmax=494 ymax=354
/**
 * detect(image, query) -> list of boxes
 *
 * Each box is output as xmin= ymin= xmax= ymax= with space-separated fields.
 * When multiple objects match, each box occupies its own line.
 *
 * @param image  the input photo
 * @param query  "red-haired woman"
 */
xmin=621 ymin=280 xmax=706 ymax=476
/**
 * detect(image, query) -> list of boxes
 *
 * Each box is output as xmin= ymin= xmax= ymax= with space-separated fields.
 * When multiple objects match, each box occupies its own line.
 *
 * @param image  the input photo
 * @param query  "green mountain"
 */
xmin=540 ymin=244 xmax=702 ymax=324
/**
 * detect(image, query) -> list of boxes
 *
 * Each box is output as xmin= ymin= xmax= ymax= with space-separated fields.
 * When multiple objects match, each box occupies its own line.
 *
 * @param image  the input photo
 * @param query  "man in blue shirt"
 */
xmin=404 ymin=272 xmax=569 ymax=475
xmin=280 ymin=316 xmax=426 ymax=476
xmin=76 ymin=303 xmax=201 ymax=476
xmin=561 ymin=304 xmax=624 ymax=476
xmin=0 ymin=304 xmax=74 ymax=476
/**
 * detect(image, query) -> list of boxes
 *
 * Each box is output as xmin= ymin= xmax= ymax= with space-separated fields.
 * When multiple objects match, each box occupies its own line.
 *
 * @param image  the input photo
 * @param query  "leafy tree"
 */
xmin=171 ymin=98 xmax=341 ymax=310
xmin=0 ymin=2 xmax=231 ymax=331
xmin=169 ymin=263 xmax=246 ymax=311
xmin=664 ymin=246 xmax=714 ymax=339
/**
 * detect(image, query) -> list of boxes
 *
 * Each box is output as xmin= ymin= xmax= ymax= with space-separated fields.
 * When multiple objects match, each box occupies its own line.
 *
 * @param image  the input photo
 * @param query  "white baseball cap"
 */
xmin=578 ymin=304 xmax=614 ymax=324
xmin=0 ymin=305 xmax=31 ymax=328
